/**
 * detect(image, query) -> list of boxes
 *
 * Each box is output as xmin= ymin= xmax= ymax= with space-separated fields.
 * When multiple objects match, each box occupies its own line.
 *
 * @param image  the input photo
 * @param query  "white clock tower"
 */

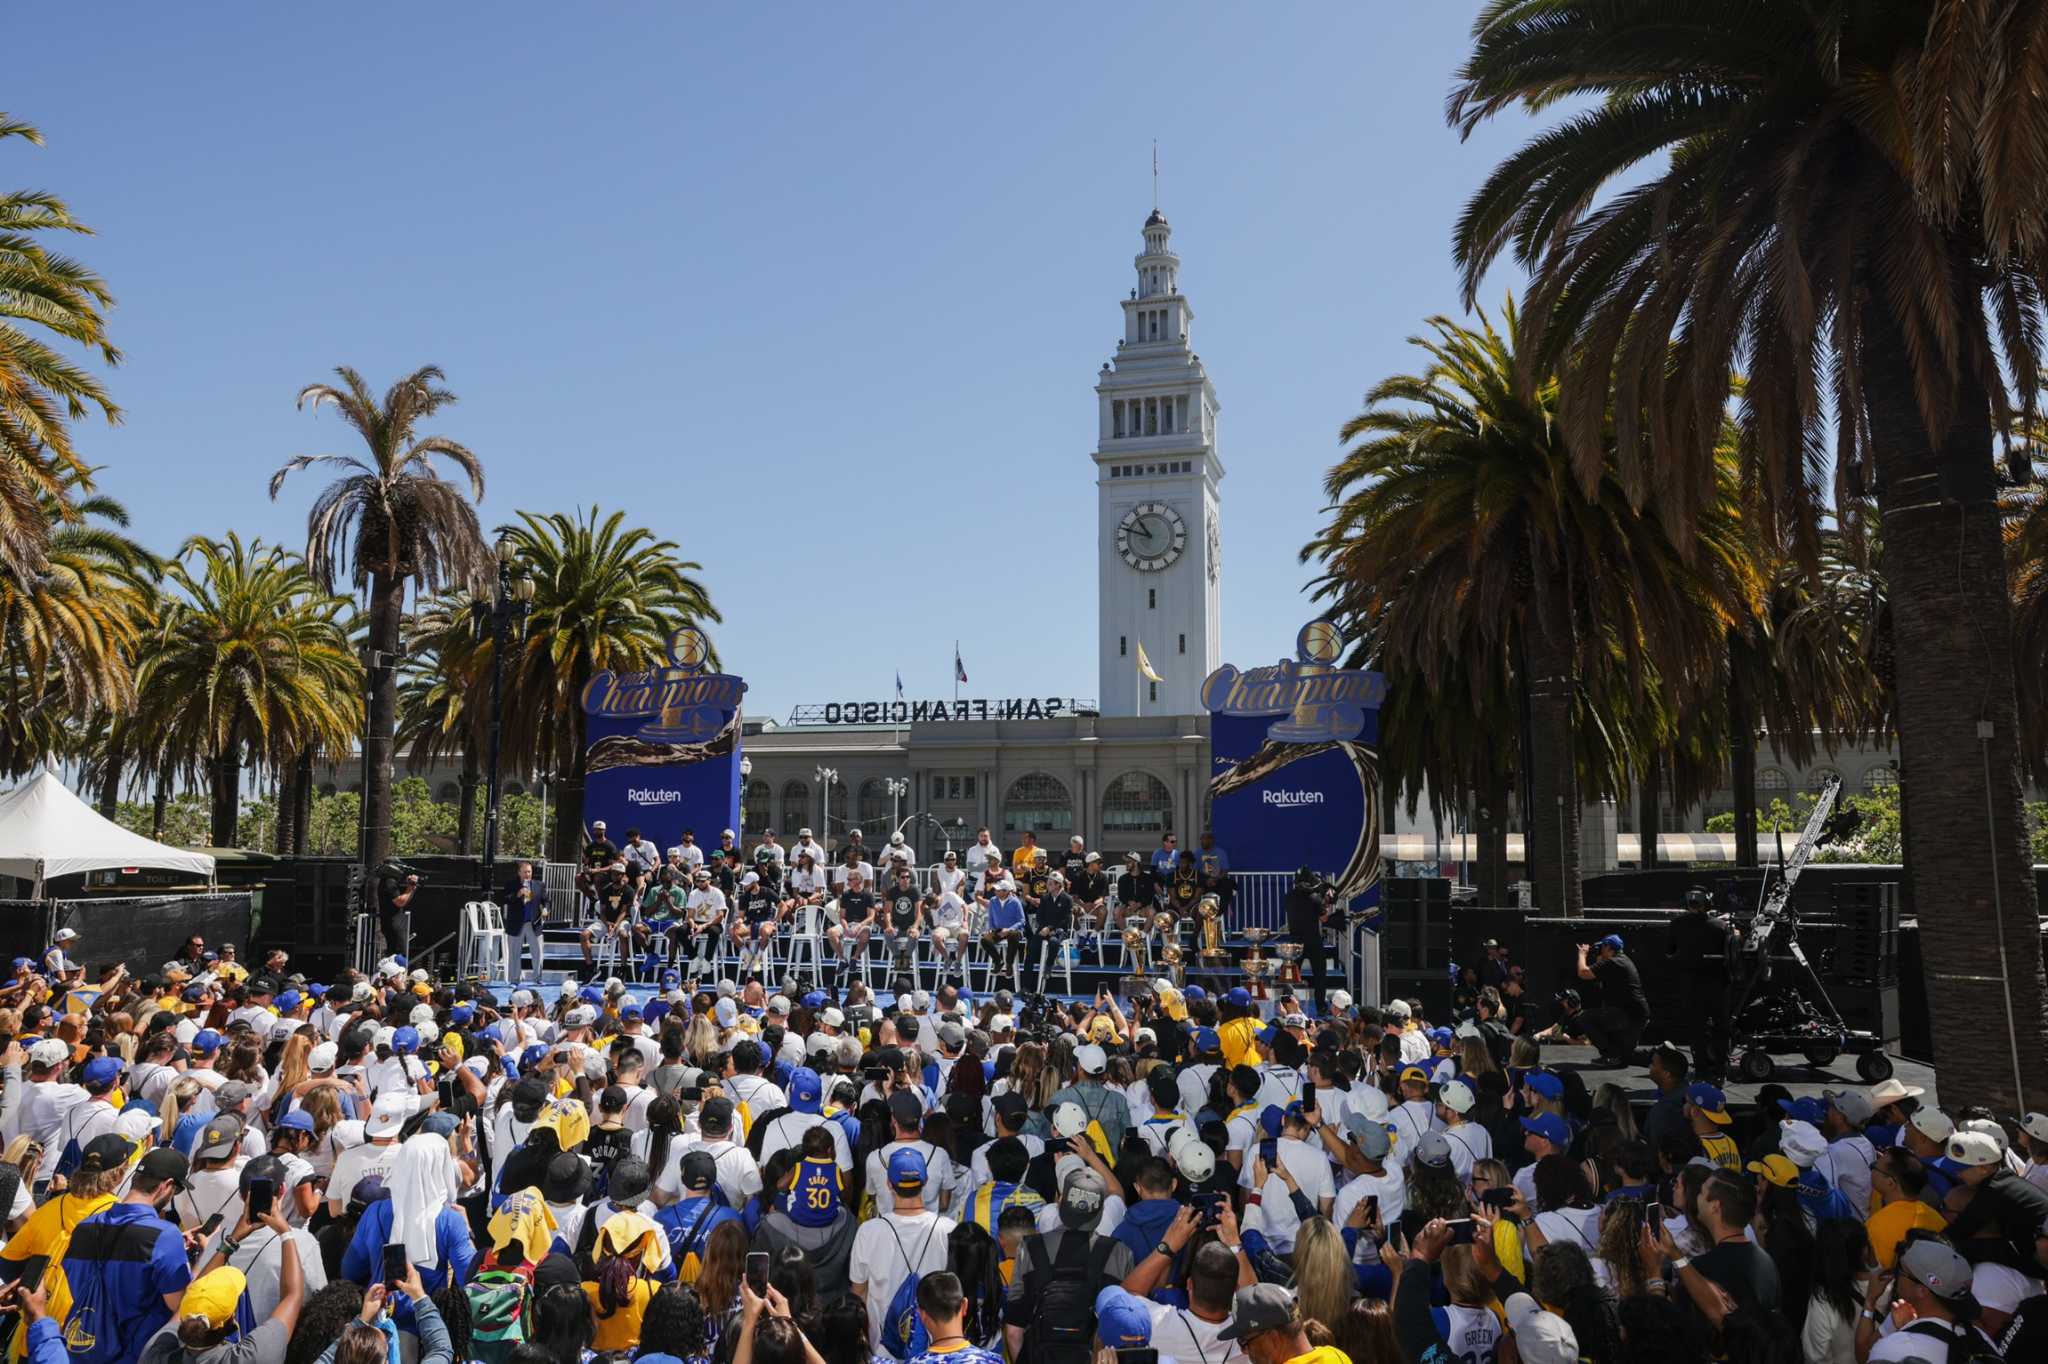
xmin=1094 ymin=208 xmax=1223 ymax=716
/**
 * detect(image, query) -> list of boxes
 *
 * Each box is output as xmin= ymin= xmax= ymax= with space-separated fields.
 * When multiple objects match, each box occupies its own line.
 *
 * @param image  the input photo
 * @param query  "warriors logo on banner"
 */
xmin=580 ymin=628 xmax=747 ymax=839
xmin=1204 ymin=623 xmax=1385 ymax=912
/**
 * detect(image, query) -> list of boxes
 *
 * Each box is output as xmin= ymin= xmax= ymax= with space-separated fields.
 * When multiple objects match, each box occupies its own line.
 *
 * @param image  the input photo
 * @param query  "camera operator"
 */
xmin=374 ymin=862 xmax=419 ymax=955
xmin=1666 ymin=884 xmax=1736 ymax=1081
xmin=1282 ymin=866 xmax=1334 ymax=1010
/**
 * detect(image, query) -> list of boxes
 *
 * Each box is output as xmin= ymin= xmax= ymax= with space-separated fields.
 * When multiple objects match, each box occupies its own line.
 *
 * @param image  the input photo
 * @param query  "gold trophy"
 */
xmin=1121 ymin=922 xmax=1151 ymax=975
xmin=1197 ymin=894 xmax=1228 ymax=960
xmin=1243 ymin=926 xmax=1273 ymax=1001
xmin=1274 ymin=941 xmax=1306 ymax=987
xmin=1162 ymin=942 xmax=1186 ymax=988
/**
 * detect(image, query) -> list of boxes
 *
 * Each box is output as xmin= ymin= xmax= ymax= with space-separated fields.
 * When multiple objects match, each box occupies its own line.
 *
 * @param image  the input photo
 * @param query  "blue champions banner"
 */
xmin=1204 ymin=622 xmax=1385 ymax=913
xmin=579 ymin=628 xmax=746 ymax=844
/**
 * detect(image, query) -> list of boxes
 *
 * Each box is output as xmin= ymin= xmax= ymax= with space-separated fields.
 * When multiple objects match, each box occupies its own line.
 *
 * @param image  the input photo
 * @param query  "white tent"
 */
xmin=0 ymin=771 xmax=215 ymax=895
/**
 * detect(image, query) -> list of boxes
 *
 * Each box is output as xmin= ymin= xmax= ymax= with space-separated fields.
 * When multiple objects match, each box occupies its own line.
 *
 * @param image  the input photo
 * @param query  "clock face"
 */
xmin=1116 ymin=502 xmax=1187 ymax=572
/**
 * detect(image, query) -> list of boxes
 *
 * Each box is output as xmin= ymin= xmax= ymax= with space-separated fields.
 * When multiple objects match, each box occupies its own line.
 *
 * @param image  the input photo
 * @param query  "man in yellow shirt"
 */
xmin=1865 ymin=1147 xmax=1947 ymax=1268
xmin=0 ymin=1134 xmax=128 ymax=1362
xmin=1217 ymin=988 xmax=1262 ymax=1069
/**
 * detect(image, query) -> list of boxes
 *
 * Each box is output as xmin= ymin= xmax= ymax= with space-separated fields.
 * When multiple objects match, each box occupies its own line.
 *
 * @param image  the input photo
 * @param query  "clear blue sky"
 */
xmin=9 ymin=3 xmax=1531 ymax=720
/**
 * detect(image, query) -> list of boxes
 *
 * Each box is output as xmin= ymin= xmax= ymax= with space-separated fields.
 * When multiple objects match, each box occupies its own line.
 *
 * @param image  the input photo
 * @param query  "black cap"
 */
xmin=136 ymin=1147 xmax=190 ymax=1190
xmin=699 ymin=1096 xmax=735 ymax=1133
xmin=510 ymin=1078 xmax=549 ymax=1122
xmin=887 ymin=1089 xmax=924 ymax=1128
xmin=542 ymin=1152 xmax=590 ymax=1204
xmin=239 ymin=1154 xmax=288 ymax=1195
xmin=599 ymin=1085 xmax=628 ymax=1113
xmin=609 ymin=1156 xmax=652 ymax=1203
xmin=680 ymin=1149 xmax=717 ymax=1192
xmin=1147 ymin=1068 xmax=1181 ymax=1110
xmin=79 ymin=1133 xmax=133 ymax=1175
xmin=991 ymin=1092 xmax=1028 ymax=1123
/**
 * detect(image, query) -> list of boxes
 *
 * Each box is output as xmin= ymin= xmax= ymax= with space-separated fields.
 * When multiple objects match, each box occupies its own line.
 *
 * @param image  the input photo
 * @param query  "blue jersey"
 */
xmin=59 ymin=1203 xmax=192 ymax=1364
xmin=789 ymin=1156 xmax=845 ymax=1228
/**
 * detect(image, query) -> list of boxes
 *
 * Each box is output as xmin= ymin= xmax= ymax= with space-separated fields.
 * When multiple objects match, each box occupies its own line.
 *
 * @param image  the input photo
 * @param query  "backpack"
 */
xmin=876 ymin=1216 xmax=945 ymax=1361
xmin=668 ymin=1198 xmax=722 ymax=1283
xmin=1024 ymin=1233 xmax=1118 ymax=1364
xmin=1901 ymin=1319 xmax=2002 ymax=1364
xmin=465 ymin=1264 xmax=536 ymax=1364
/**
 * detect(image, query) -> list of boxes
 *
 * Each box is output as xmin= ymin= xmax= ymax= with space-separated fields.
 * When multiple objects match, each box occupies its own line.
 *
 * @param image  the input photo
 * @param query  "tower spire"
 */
xmin=1152 ymin=140 xmax=1158 ymax=211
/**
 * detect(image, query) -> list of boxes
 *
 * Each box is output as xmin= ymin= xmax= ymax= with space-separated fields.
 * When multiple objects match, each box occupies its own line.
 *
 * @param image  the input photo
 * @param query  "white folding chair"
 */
xmin=476 ymin=901 xmax=514 ymax=984
xmin=784 ymin=904 xmax=825 ymax=985
xmin=1035 ymin=932 xmax=1074 ymax=997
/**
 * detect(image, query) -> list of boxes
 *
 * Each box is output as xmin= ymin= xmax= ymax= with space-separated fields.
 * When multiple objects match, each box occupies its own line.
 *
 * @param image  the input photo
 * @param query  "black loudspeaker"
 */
xmin=1832 ymin=981 xmax=1901 ymax=1044
xmin=1832 ymin=882 xmax=1901 ymax=984
xmin=1382 ymin=969 xmax=1452 ymax=1019
xmin=1382 ymin=879 xmax=1451 ymax=972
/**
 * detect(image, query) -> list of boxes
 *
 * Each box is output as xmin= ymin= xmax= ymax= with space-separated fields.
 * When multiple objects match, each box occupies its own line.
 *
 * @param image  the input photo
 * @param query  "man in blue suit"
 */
xmin=503 ymin=860 xmax=549 ymax=982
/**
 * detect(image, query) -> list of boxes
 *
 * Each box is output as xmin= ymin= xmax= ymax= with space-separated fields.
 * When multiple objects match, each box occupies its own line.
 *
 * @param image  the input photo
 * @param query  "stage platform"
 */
xmin=1537 ymin=1041 xmax=1939 ymax=1111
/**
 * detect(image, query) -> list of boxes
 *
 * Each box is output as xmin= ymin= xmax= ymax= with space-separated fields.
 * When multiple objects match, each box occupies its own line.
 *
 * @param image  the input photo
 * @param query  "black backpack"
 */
xmin=1900 ymin=1319 xmax=2002 ymax=1364
xmin=1024 ymin=1233 xmax=1117 ymax=1364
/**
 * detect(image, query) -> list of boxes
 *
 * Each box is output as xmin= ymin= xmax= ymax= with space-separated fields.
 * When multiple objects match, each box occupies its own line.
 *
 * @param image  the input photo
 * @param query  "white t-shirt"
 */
xmin=757 ymin=1110 xmax=853 ymax=1171
xmin=1387 ymin=1099 xmax=1440 ymax=1153
xmin=1866 ymin=1319 xmax=1997 ymax=1361
xmin=1438 ymin=1123 xmax=1493 ymax=1183
xmin=326 ymin=1138 xmax=398 ymax=1209
xmin=175 ymin=1162 xmax=249 ymax=1258
xmin=21 ymin=1081 xmax=86 ymax=1183
xmin=1819 ymin=1134 xmax=1876 ymax=1218
xmin=1436 ymin=1304 xmax=1503 ymax=1362
xmin=670 ymin=843 xmax=706 ymax=870
xmin=1236 ymin=1135 xmax=1334 ymax=1252
xmin=1332 ymin=1167 xmax=1406 ymax=1248
xmin=968 ymin=1133 xmax=1044 ymax=1184
xmin=1034 ymin=1193 xmax=1127 ymax=1237
xmin=228 ymin=1227 xmax=328 ymax=1322
xmin=1178 ymin=1063 xmax=1220 ymax=1119
xmin=670 ymin=1136 xmax=760 ymax=1209
xmin=724 ymin=1074 xmax=788 ymax=1122
xmin=866 ymin=1139 xmax=955 ymax=1216
xmin=851 ymin=1211 xmax=955 ymax=1349
xmin=1149 ymin=1304 xmax=1249 ymax=1364
xmin=1252 ymin=1066 xmax=1307 ymax=1116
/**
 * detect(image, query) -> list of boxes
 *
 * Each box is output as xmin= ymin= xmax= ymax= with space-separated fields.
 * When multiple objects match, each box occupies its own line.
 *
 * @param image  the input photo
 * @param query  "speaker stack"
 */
xmin=1830 ymin=881 xmax=1901 ymax=1044
xmin=1381 ymin=877 xmax=1452 ymax=1014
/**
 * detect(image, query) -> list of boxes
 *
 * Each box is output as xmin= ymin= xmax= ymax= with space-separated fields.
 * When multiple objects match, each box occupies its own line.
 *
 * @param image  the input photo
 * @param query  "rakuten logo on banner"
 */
xmin=1261 ymin=789 xmax=1326 ymax=807
xmin=629 ymin=788 xmax=684 ymax=804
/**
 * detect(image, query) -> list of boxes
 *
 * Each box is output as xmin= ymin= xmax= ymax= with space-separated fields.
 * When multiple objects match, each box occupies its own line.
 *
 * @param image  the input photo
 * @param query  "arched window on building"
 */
xmin=1002 ymin=773 xmax=1074 ymax=838
xmin=744 ymin=781 xmax=772 ymax=836
xmin=1102 ymin=771 xmax=1174 ymax=839
xmin=437 ymin=781 xmax=461 ymax=803
xmin=1756 ymin=767 xmax=1790 ymax=806
xmin=858 ymin=779 xmax=891 ymax=840
xmin=1862 ymin=764 xmax=1899 ymax=793
xmin=780 ymin=781 xmax=810 ymax=835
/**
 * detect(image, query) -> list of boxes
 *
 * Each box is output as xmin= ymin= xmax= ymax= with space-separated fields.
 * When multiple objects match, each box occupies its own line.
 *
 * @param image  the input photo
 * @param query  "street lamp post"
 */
xmin=478 ymin=537 xmax=535 ymax=895
xmin=739 ymin=756 xmax=753 ymax=839
xmin=815 ymin=766 xmax=838 ymax=852
xmin=885 ymin=777 xmax=908 ymax=831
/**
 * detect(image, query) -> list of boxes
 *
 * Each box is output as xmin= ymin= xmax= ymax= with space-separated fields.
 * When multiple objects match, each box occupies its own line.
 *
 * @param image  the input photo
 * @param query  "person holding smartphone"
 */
xmin=214 ymin=1156 xmax=330 ymax=1326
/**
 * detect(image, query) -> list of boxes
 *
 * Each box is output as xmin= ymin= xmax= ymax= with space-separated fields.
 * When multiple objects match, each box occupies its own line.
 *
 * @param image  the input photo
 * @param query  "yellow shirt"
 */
xmin=1011 ymin=847 xmax=1038 ymax=871
xmin=584 ymin=1276 xmax=655 ymax=1352
xmin=1866 ymin=1198 xmax=1947 ymax=1268
xmin=1699 ymin=1132 xmax=1741 ymax=1170
xmin=1219 ymin=1016 xmax=1261 ymax=1069
xmin=0 ymin=1190 xmax=115 ymax=1362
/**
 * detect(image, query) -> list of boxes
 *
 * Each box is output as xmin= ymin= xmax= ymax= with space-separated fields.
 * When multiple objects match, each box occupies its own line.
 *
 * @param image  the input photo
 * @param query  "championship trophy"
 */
xmin=1161 ymin=941 xmax=1186 ymax=988
xmin=1197 ymin=894 xmax=1228 ymax=961
xmin=1121 ymin=922 xmax=1151 ymax=976
xmin=1242 ymin=926 xmax=1273 ymax=1001
xmin=1274 ymin=940 xmax=1305 ymax=987
xmin=1152 ymin=910 xmax=1180 ymax=963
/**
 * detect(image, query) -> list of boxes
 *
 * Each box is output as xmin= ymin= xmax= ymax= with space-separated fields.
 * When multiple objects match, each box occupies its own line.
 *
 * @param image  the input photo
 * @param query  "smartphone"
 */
xmin=1191 ymin=1192 xmax=1224 ymax=1224
xmin=437 ymin=1073 xmax=460 ymax=1110
xmin=246 ymin=1177 xmax=275 ymax=1221
xmin=196 ymin=1212 xmax=226 ymax=1240
xmin=1479 ymin=1187 xmax=1517 ymax=1211
xmin=1117 ymin=1351 xmax=1159 ymax=1364
xmin=1259 ymin=1137 xmax=1278 ymax=1169
xmin=1645 ymin=1202 xmax=1663 ymax=1238
xmin=746 ymin=1251 xmax=770 ymax=1296
xmin=382 ymin=1243 xmax=409 ymax=1288
xmin=1364 ymin=1194 xmax=1381 ymax=1223
xmin=863 ymin=1066 xmax=888 ymax=1086
xmin=1445 ymin=1218 xmax=1477 ymax=1246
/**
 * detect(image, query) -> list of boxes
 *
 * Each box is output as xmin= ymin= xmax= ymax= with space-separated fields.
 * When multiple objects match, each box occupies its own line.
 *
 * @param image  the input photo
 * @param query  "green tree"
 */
xmin=133 ymin=534 xmax=363 ymax=845
xmin=270 ymin=366 xmax=487 ymax=874
xmin=1303 ymin=303 xmax=1757 ymax=915
xmin=1450 ymin=0 xmax=2048 ymax=1105
xmin=0 ymin=117 xmax=120 ymax=580
xmin=495 ymin=509 xmax=721 ymax=862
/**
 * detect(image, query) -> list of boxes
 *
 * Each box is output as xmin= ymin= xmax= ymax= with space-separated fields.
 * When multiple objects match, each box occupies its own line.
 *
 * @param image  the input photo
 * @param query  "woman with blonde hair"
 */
xmin=262 ymin=1032 xmax=313 ymax=1120
xmin=1292 ymin=1216 xmax=1354 ymax=1330
xmin=1597 ymin=1195 xmax=1657 ymax=1302
xmin=684 ymin=1012 xmax=720 ymax=1066
xmin=163 ymin=1074 xmax=206 ymax=1153
xmin=1437 ymin=1244 xmax=1502 ymax=1357
xmin=1458 ymin=1035 xmax=1499 ymax=1079
xmin=1509 ymin=1035 xmax=1542 ymax=1071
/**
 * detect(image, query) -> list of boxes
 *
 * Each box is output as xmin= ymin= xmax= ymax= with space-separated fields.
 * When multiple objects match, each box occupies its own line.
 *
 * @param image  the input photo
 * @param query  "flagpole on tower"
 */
xmin=1152 ymin=140 xmax=1159 ymax=211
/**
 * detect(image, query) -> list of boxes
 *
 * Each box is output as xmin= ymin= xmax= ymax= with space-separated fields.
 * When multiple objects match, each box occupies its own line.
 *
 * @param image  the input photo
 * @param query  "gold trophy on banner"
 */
xmin=1197 ymin=894 xmax=1228 ymax=961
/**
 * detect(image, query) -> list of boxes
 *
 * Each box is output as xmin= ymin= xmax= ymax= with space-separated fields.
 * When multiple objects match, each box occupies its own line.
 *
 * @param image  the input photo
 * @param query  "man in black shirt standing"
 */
xmin=1945 ymin=1127 xmax=2048 ymax=1273
xmin=1574 ymin=933 xmax=1649 ymax=1066
xmin=1645 ymin=1169 xmax=1779 ymax=1326
xmin=829 ymin=870 xmax=876 ymax=988
xmin=1282 ymin=867 xmax=1334 ymax=1010
xmin=1666 ymin=885 xmax=1735 ymax=1080
xmin=1034 ymin=872 xmax=1075 ymax=992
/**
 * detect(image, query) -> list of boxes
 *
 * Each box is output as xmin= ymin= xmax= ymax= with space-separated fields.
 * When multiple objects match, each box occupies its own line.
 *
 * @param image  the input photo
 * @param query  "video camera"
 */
xmin=377 ymin=860 xmax=426 ymax=884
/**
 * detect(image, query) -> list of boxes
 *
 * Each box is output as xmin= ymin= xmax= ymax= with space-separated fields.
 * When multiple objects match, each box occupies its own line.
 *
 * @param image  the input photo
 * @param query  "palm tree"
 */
xmin=397 ymin=591 xmax=489 ymax=853
xmin=134 ymin=533 xmax=361 ymax=845
xmin=1449 ymin=1 xmax=2048 ymax=1103
xmin=0 ymin=476 xmax=157 ymax=778
xmin=494 ymin=509 xmax=721 ymax=862
xmin=270 ymin=366 xmax=486 ymax=871
xmin=1303 ymin=305 xmax=1758 ymax=914
xmin=0 ymin=117 xmax=121 ymax=580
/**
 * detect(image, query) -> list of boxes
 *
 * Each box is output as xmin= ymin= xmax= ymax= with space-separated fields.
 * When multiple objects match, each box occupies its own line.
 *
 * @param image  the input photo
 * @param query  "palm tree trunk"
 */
xmin=1865 ymin=295 xmax=2048 ymax=1110
xmin=151 ymin=772 xmax=169 ymax=840
xmin=209 ymin=751 xmax=241 ymax=847
xmin=363 ymin=572 xmax=405 ymax=872
xmin=1638 ymin=753 xmax=1660 ymax=870
xmin=1523 ymin=563 xmax=1583 ymax=916
xmin=275 ymin=751 xmax=299 ymax=854
xmin=1475 ymin=765 xmax=1509 ymax=906
xmin=295 ymin=753 xmax=314 ymax=854
xmin=457 ymin=756 xmax=479 ymax=856
xmin=1729 ymin=664 xmax=1759 ymax=868
xmin=96 ymin=737 xmax=122 ymax=820
xmin=550 ymin=700 xmax=588 ymax=864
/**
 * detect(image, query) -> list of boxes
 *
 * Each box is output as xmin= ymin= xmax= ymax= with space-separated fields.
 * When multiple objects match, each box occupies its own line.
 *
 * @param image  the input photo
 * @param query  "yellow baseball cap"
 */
xmin=1746 ymin=1154 xmax=1799 ymax=1189
xmin=180 ymin=1266 xmax=248 ymax=1329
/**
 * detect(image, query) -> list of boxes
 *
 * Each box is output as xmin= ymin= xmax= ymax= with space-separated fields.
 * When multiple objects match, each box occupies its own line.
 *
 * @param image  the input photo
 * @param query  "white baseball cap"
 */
xmin=1175 ymin=1139 xmax=1216 ymax=1184
xmin=2023 ymin=1111 xmax=2048 ymax=1143
xmin=28 ymin=1039 xmax=67 ymax=1069
xmin=1440 ymin=1082 xmax=1476 ymax=1115
xmin=52 ymin=928 xmax=78 ymax=942
xmin=1779 ymin=1119 xmax=1827 ymax=1168
xmin=511 ymin=989 xmax=536 ymax=1008
xmin=365 ymin=1092 xmax=411 ymax=1139
xmin=1329 ymin=990 xmax=1354 ymax=1012
xmin=1970 ymin=1261 xmax=2035 ymax=1314
xmin=1504 ymin=1294 xmax=1578 ymax=1364
xmin=989 ymin=1013 xmax=1015 ymax=1033
xmin=1386 ymin=999 xmax=1411 ymax=1019
xmin=1961 ymin=1117 xmax=2010 ymax=1154
xmin=1911 ymin=1108 xmax=1957 ymax=1143
xmin=820 ymin=1007 xmax=845 ymax=1028
xmin=713 ymin=998 xmax=738 ymax=1028
xmin=308 ymin=1042 xmax=338 ymax=1073
xmin=1050 ymin=1102 xmax=1088 ymax=1139
xmin=1075 ymin=1044 xmax=1108 ymax=1076
xmin=409 ymin=1003 xmax=435 ymax=1026
xmin=565 ymin=1005 xmax=597 ymax=1027
xmin=890 ymin=832 xmax=905 ymax=845
xmin=1947 ymin=1129 xmax=2004 ymax=1168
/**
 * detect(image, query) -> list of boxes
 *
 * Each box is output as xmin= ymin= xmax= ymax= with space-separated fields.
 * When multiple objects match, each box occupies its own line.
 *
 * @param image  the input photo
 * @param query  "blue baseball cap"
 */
xmin=1521 ymin=1113 xmax=1570 ymax=1148
xmin=642 ymin=1000 xmax=671 ymax=1028
xmin=391 ymin=955 xmax=408 ymax=968
xmin=1095 ymin=1287 xmax=1154 ymax=1348
xmin=887 ymin=1148 xmax=928 ymax=1190
xmin=275 ymin=991 xmax=302 ymax=1013
xmin=660 ymin=969 xmax=681 ymax=988
xmin=1225 ymin=987 xmax=1252 ymax=1009
xmin=801 ymin=989 xmax=827 ymax=1010
xmin=789 ymin=1066 xmax=823 ymax=1114
xmin=519 ymin=1044 xmax=548 ymax=1072
xmin=1427 ymin=1026 xmax=1454 ymax=1045
xmin=1183 ymin=985 xmax=1207 ymax=1003
xmin=1258 ymin=1104 xmax=1286 ymax=1138
xmin=1779 ymin=1096 xmax=1828 ymax=1124
xmin=578 ymin=985 xmax=604 ymax=1005
xmin=621 ymin=1006 xmax=642 ymax=1021
xmin=1525 ymin=1071 xmax=1565 ymax=1101
xmin=274 ymin=1110 xmax=315 ymax=1134
xmin=82 ymin=1057 xmax=122 ymax=1088
xmin=1193 ymin=1027 xmax=1221 ymax=1053
xmin=392 ymin=1026 xmax=420 ymax=1055
xmin=1257 ymin=1022 xmax=1287 ymax=1045
xmin=1686 ymin=1083 xmax=1732 ymax=1124
xmin=1597 ymin=934 xmax=1625 ymax=952
xmin=305 ymin=983 xmax=329 ymax=998
xmin=9 ymin=958 xmax=30 ymax=973
xmin=450 ymin=1004 xmax=474 ymax=1026
xmin=191 ymin=1030 xmax=222 ymax=1055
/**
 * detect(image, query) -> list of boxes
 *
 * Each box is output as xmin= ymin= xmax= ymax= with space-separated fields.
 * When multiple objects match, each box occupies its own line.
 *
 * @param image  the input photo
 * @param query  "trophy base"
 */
xmin=1199 ymin=949 xmax=1230 ymax=961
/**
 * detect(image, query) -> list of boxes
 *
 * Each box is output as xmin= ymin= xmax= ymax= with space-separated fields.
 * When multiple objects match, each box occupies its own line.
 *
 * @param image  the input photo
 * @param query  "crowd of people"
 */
xmin=0 ymin=914 xmax=2039 ymax=1364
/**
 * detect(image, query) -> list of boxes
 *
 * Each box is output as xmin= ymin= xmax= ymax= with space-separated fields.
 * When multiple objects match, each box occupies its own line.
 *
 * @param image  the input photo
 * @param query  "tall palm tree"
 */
xmin=495 ymin=509 xmax=721 ymax=862
xmin=397 ymin=591 xmax=489 ymax=852
xmin=1303 ymin=305 xmax=1758 ymax=914
xmin=270 ymin=366 xmax=486 ymax=871
xmin=0 ymin=475 xmax=157 ymax=778
xmin=134 ymin=533 xmax=361 ymax=845
xmin=1449 ymin=1 xmax=2048 ymax=1103
xmin=0 ymin=117 xmax=121 ymax=580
